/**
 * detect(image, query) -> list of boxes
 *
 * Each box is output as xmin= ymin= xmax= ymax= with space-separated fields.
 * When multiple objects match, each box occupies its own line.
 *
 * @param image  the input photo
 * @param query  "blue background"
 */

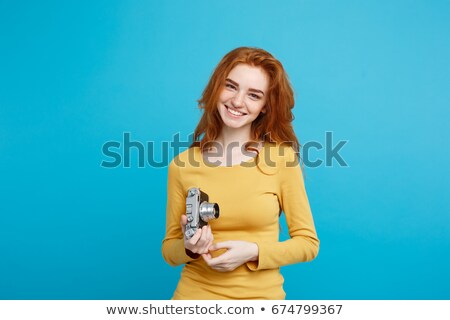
xmin=1 ymin=0 xmax=449 ymax=299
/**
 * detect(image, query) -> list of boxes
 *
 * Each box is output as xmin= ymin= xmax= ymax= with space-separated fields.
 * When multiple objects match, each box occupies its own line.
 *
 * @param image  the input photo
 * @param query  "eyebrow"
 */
xmin=225 ymin=78 xmax=265 ymax=96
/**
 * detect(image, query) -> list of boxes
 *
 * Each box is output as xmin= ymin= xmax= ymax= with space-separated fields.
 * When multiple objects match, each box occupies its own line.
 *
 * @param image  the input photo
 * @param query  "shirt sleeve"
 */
xmin=161 ymin=159 xmax=198 ymax=266
xmin=247 ymin=146 xmax=320 ymax=270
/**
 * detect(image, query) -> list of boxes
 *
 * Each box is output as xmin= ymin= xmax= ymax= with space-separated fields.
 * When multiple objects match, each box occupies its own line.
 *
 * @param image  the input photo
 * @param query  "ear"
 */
xmin=261 ymin=106 xmax=267 ymax=114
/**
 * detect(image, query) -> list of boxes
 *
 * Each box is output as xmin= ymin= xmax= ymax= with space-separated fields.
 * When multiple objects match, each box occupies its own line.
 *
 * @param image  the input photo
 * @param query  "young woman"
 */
xmin=162 ymin=47 xmax=319 ymax=299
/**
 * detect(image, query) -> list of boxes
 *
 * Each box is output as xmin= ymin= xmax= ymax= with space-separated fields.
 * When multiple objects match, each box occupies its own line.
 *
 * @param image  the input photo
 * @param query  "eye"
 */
xmin=249 ymin=93 xmax=261 ymax=100
xmin=225 ymin=83 xmax=236 ymax=90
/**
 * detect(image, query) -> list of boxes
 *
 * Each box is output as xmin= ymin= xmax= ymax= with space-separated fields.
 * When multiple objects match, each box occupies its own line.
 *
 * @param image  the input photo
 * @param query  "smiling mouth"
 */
xmin=225 ymin=105 xmax=246 ymax=116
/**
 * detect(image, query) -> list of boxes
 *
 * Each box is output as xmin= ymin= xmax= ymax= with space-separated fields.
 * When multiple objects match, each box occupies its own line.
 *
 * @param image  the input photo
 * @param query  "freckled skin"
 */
xmin=216 ymin=64 xmax=268 ymax=137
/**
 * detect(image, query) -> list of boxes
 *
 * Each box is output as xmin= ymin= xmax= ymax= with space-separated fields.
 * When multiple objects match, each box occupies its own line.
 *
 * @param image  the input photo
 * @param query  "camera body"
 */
xmin=185 ymin=187 xmax=220 ymax=239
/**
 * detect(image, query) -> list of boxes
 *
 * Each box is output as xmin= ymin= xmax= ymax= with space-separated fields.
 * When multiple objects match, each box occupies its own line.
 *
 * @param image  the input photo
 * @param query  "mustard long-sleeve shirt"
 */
xmin=162 ymin=143 xmax=319 ymax=299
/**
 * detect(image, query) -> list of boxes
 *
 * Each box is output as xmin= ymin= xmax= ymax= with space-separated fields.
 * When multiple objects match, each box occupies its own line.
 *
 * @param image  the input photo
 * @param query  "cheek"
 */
xmin=259 ymin=97 xmax=268 ymax=113
xmin=219 ymin=89 xmax=234 ymax=102
xmin=249 ymin=101 xmax=266 ymax=114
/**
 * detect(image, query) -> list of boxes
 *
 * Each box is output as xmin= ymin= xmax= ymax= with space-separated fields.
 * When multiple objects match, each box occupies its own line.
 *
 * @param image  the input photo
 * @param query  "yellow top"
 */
xmin=162 ymin=143 xmax=319 ymax=299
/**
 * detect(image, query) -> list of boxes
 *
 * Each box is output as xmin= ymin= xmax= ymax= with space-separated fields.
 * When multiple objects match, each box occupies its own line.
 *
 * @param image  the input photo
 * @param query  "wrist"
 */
xmin=185 ymin=248 xmax=200 ymax=259
xmin=249 ymin=242 xmax=259 ymax=262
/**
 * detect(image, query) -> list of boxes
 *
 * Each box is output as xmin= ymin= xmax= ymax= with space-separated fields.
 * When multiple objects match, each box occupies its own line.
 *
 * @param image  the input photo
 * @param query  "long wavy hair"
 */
xmin=191 ymin=47 xmax=299 ymax=153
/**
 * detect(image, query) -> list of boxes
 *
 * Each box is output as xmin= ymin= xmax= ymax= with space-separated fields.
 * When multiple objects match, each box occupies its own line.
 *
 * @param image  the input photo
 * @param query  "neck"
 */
xmin=213 ymin=127 xmax=263 ymax=163
xmin=217 ymin=126 xmax=252 ymax=150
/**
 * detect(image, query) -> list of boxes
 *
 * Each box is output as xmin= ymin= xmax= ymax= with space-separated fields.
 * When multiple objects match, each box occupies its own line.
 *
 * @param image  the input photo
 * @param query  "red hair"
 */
xmin=192 ymin=47 xmax=299 ymax=153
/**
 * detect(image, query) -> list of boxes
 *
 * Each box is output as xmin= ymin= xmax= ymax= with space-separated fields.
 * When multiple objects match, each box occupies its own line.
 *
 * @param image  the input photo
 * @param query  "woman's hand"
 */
xmin=180 ymin=215 xmax=214 ymax=255
xmin=202 ymin=241 xmax=259 ymax=272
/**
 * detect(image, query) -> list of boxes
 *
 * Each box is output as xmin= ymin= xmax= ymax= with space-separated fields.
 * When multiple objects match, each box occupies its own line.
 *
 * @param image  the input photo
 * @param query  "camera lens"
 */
xmin=199 ymin=202 xmax=220 ymax=221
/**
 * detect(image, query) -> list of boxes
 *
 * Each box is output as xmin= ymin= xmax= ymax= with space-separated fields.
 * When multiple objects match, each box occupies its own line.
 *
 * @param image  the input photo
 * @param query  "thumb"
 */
xmin=201 ymin=253 xmax=212 ymax=261
xmin=180 ymin=215 xmax=187 ymax=233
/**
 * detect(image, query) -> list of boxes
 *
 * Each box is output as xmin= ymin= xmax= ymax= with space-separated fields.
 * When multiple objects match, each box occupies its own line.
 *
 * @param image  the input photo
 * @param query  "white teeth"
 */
xmin=227 ymin=106 xmax=244 ymax=116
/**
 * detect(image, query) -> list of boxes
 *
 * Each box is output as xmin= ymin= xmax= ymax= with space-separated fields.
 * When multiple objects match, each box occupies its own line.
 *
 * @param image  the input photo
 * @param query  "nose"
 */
xmin=231 ymin=91 xmax=245 ymax=108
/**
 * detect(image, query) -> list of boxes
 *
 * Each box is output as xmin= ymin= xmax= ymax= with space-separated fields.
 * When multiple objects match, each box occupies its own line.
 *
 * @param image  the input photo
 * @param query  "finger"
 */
xmin=210 ymin=265 xmax=230 ymax=272
xmin=204 ymin=225 xmax=214 ymax=243
xmin=199 ymin=226 xmax=209 ymax=243
xmin=206 ymin=225 xmax=214 ymax=242
xmin=203 ymin=252 xmax=227 ymax=267
xmin=199 ymin=226 xmax=212 ymax=247
xmin=201 ymin=253 xmax=212 ymax=261
xmin=200 ymin=239 xmax=213 ymax=255
xmin=197 ymin=227 xmax=212 ymax=253
xmin=206 ymin=239 xmax=213 ymax=251
xmin=187 ymin=228 xmax=202 ymax=245
xmin=211 ymin=263 xmax=237 ymax=272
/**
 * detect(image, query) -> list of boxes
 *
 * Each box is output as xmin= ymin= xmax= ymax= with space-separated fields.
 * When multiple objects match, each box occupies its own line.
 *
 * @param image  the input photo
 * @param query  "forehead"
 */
xmin=226 ymin=64 xmax=269 ymax=91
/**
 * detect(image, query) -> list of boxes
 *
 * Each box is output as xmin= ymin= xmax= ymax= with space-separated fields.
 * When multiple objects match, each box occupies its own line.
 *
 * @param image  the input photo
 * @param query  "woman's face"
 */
xmin=217 ymin=64 xmax=268 ymax=133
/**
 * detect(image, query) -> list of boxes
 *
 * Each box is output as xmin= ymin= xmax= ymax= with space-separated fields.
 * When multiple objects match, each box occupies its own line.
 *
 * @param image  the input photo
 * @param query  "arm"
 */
xmin=247 ymin=146 xmax=320 ymax=271
xmin=202 ymin=240 xmax=259 ymax=272
xmin=161 ymin=160 xmax=196 ymax=266
xmin=162 ymin=160 xmax=214 ymax=266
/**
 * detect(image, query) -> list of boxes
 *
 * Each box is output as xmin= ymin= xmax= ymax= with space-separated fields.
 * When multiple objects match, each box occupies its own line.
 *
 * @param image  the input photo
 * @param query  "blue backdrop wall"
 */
xmin=1 ymin=0 xmax=449 ymax=299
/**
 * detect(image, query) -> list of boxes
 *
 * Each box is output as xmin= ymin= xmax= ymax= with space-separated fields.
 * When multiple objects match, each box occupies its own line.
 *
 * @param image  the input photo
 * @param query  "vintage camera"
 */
xmin=184 ymin=187 xmax=220 ymax=239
